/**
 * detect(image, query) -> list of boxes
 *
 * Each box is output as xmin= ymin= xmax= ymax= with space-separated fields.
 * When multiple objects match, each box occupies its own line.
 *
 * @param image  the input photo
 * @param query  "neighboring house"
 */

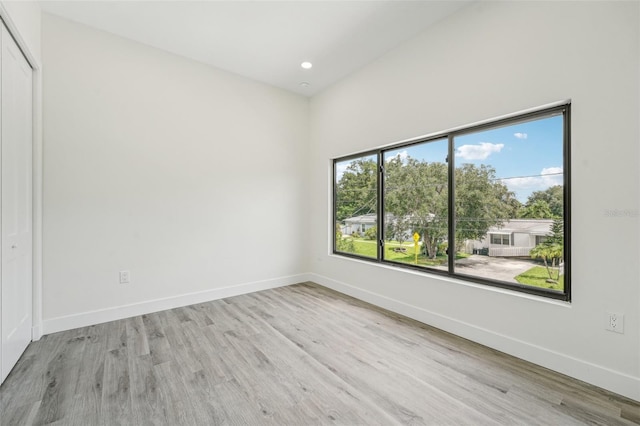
xmin=341 ymin=213 xmax=435 ymax=237
xmin=341 ymin=213 xmax=377 ymax=235
xmin=466 ymin=219 xmax=554 ymax=257
xmin=341 ymin=215 xmax=553 ymax=258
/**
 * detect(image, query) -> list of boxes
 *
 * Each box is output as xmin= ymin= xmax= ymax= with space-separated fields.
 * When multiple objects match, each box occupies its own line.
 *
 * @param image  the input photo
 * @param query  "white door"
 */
xmin=1 ymin=22 xmax=33 ymax=384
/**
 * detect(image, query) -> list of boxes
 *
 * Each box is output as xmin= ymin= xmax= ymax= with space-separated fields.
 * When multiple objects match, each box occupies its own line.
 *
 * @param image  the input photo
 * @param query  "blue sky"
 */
xmin=456 ymin=114 xmax=564 ymax=202
xmin=338 ymin=114 xmax=564 ymax=203
xmin=384 ymin=114 xmax=564 ymax=202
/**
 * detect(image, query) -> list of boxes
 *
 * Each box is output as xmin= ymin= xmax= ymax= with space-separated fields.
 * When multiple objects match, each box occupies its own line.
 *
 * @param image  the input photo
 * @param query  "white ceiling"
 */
xmin=39 ymin=1 xmax=472 ymax=96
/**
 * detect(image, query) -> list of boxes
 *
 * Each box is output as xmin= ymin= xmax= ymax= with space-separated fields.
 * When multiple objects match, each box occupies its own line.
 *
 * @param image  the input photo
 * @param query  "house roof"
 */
xmin=489 ymin=219 xmax=553 ymax=235
xmin=344 ymin=213 xmax=437 ymax=225
xmin=343 ymin=216 xmax=555 ymax=236
xmin=343 ymin=214 xmax=377 ymax=225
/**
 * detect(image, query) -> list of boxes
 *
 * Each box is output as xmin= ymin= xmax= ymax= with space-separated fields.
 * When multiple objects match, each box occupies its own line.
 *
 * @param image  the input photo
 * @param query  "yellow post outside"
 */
xmin=413 ymin=232 xmax=420 ymax=265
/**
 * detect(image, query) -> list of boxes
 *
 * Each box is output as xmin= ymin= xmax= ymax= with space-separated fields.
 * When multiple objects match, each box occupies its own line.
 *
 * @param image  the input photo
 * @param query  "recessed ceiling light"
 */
xmin=301 ymin=62 xmax=313 ymax=69
xmin=299 ymin=82 xmax=311 ymax=88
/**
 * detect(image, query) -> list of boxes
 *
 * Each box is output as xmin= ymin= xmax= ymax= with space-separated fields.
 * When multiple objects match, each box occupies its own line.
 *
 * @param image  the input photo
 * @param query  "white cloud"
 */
xmin=514 ymin=132 xmax=528 ymax=139
xmin=540 ymin=167 xmax=563 ymax=184
xmin=455 ymin=142 xmax=504 ymax=160
xmin=503 ymin=167 xmax=563 ymax=192
xmin=386 ymin=149 xmax=408 ymax=163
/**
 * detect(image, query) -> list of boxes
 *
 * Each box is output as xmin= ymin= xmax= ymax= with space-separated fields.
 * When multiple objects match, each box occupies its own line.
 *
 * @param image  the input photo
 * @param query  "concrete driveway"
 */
xmin=454 ymin=255 xmax=537 ymax=283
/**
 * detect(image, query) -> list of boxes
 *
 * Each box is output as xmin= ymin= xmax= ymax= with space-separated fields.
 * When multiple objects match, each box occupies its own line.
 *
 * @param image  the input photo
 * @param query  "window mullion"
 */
xmin=377 ymin=151 xmax=384 ymax=262
xmin=447 ymin=134 xmax=455 ymax=275
xmin=332 ymin=160 xmax=337 ymax=254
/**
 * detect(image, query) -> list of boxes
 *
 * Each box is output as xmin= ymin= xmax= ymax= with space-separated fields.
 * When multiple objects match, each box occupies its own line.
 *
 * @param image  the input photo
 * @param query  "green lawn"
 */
xmin=340 ymin=237 xmax=563 ymax=291
xmin=339 ymin=238 xmax=467 ymax=267
xmin=515 ymin=266 xmax=564 ymax=291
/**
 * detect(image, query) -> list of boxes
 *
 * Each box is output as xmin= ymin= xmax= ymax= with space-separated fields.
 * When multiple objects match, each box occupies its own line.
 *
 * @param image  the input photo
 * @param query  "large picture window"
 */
xmin=333 ymin=103 xmax=570 ymax=300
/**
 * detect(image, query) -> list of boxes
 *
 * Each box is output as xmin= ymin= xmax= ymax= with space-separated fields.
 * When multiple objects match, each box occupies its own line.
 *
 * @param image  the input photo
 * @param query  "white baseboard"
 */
xmin=308 ymin=273 xmax=640 ymax=402
xmin=32 ymin=324 xmax=43 ymax=341
xmin=42 ymin=273 xmax=311 ymax=335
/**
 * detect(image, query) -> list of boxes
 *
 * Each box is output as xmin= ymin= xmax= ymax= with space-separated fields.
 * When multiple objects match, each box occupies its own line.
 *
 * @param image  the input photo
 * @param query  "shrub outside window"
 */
xmin=333 ymin=103 xmax=570 ymax=301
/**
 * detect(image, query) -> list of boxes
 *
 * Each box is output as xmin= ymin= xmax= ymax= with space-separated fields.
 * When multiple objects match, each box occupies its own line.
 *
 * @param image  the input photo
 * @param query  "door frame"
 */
xmin=0 ymin=4 xmax=43 ymax=341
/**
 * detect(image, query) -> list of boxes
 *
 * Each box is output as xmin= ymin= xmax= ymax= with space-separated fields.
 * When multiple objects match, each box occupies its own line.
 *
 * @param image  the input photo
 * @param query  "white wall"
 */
xmin=41 ymin=14 xmax=309 ymax=330
xmin=309 ymin=1 xmax=640 ymax=400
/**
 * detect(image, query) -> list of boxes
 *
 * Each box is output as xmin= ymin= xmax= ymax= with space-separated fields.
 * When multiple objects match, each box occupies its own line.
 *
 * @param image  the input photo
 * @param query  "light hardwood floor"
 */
xmin=1 ymin=282 xmax=639 ymax=425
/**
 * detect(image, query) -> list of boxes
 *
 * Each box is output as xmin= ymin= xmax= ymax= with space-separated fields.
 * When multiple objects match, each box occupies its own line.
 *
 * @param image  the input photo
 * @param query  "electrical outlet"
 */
xmin=119 ymin=270 xmax=130 ymax=284
xmin=605 ymin=312 xmax=624 ymax=334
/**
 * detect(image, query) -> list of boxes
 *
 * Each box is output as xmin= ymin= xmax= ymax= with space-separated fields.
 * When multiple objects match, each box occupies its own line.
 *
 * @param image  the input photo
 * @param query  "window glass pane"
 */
xmin=383 ymin=139 xmax=448 ymax=271
xmin=453 ymin=114 xmax=565 ymax=292
xmin=334 ymin=155 xmax=378 ymax=258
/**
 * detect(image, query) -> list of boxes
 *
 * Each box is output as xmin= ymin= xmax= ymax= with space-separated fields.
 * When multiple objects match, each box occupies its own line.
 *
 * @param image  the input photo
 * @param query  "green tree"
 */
xmin=525 ymin=185 xmax=563 ymax=218
xmin=385 ymin=157 xmax=448 ymax=259
xmin=503 ymin=195 xmax=523 ymax=219
xmin=518 ymin=199 xmax=554 ymax=219
xmin=335 ymin=158 xmax=377 ymax=221
xmin=455 ymin=163 xmax=516 ymax=242
xmin=529 ymin=218 xmax=564 ymax=282
xmin=385 ymin=218 xmax=410 ymax=245
xmin=385 ymin=158 xmax=514 ymax=259
xmin=338 ymin=155 xmax=518 ymax=259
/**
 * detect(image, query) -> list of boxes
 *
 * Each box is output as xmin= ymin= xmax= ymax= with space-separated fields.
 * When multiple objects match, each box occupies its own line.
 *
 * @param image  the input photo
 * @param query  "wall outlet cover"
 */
xmin=605 ymin=312 xmax=624 ymax=334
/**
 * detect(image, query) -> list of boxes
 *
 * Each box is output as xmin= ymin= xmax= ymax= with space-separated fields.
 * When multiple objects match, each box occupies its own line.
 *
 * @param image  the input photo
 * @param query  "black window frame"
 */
xmin=332 ymin=103 xmax=571 ymax=301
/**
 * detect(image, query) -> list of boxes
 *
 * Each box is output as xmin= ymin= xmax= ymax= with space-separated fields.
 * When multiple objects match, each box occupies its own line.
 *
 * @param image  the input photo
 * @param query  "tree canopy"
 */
xmin=518 ymin=199 xmax=554 ymax=219
xmin=335 ymin=158 xmax=377 ymax=222
xmin=338 ymin=155 xmax=516 ymax=259
xmin=384 ymin=157 xmax=449 ymax=259
xmin=522 ymin=185 xmax=563 ymax=218
xmin=454 ymin=163 xmax=519 ymax=241
xmin=335 ymin=155 xmax=564 ymax=259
